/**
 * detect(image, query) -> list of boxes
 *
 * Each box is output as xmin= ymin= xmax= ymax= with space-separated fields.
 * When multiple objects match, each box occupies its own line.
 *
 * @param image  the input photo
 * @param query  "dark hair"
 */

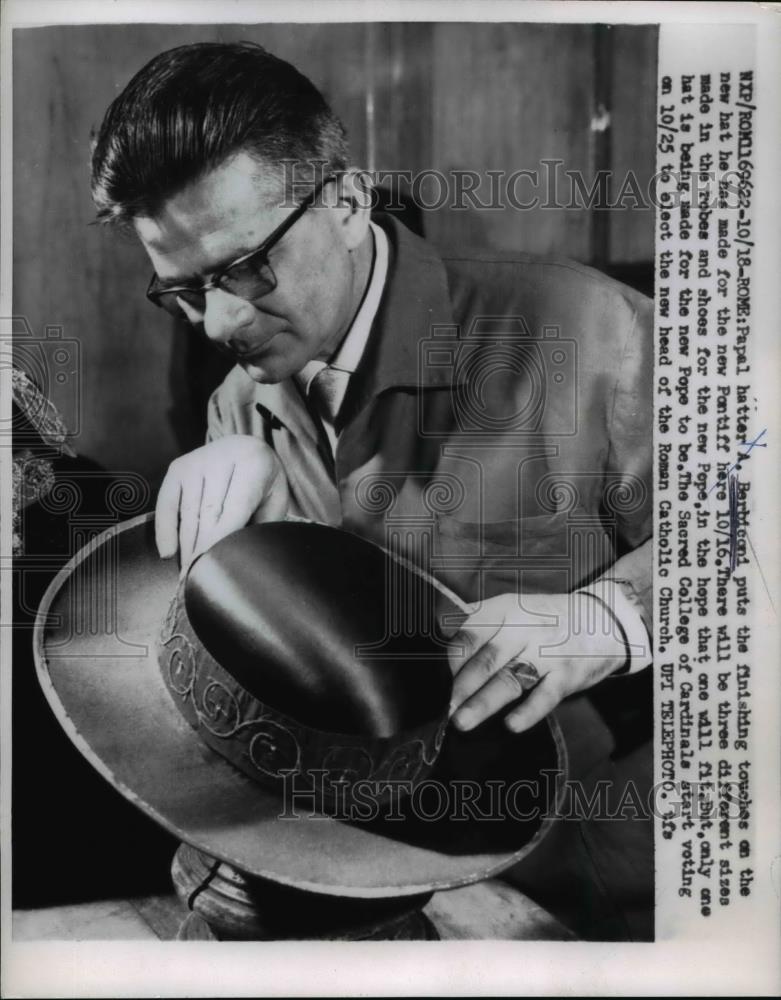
xmin=90 ymin=41 xmax=349 ymax=225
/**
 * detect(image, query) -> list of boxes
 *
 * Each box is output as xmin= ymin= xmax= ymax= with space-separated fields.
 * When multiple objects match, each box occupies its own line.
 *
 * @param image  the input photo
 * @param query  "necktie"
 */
xmin=307 ymin=365 xmax=351 ymax=426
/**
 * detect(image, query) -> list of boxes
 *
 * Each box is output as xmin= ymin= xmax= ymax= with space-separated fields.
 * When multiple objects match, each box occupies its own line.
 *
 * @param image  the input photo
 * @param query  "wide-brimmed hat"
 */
xmin=34 ymin=513 xmax=566 ymax=898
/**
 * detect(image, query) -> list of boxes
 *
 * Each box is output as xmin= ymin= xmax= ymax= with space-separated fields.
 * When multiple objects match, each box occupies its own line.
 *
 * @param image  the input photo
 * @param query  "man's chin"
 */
xmin=239 ymin=358 xmax=277 ymax=383
xmin=238 ymin=354 xmax=297 ymax=385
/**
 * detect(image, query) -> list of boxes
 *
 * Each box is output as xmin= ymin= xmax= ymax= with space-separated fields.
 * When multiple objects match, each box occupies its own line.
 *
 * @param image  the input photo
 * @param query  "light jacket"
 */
xmin=207 ymin=214 xmax=653 ymax=633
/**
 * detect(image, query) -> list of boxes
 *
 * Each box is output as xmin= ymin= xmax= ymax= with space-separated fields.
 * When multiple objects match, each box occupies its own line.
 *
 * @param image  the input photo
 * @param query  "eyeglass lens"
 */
xmin=153 ymin=256 xmax=277 ymax=317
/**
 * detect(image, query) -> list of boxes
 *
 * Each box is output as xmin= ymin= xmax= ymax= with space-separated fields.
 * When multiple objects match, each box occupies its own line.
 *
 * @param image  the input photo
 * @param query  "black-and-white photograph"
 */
xmin=2 ymin=2 xmax=779 ymax=996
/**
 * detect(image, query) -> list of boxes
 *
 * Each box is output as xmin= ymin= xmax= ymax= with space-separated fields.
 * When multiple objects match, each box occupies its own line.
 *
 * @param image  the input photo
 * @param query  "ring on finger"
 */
xmin=503 ymin=658 xmax=542 ymax=695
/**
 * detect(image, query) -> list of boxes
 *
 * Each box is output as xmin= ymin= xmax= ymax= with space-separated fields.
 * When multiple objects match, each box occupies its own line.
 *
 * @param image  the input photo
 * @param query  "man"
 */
xmin=91 ymin=41 xmax=654 ymax=938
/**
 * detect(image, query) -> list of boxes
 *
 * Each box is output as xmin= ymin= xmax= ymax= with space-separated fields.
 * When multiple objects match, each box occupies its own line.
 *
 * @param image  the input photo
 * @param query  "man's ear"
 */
xmin=332 ymin=169 xmax=373 ymax=251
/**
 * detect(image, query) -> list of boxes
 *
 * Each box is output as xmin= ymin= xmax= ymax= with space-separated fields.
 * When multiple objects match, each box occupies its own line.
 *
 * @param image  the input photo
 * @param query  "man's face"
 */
xmin=134 ymin=152 xmax=370 ymax=383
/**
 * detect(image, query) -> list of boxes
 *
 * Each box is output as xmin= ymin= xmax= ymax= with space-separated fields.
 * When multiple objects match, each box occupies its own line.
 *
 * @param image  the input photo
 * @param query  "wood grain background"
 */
xmin=13 ymin=22 xmax=657 ymax=489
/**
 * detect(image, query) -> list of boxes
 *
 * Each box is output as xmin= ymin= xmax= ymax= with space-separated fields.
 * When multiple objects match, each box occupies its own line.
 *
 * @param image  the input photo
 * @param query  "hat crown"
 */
xmin=184 ymin=521 xmax=453 ymax=739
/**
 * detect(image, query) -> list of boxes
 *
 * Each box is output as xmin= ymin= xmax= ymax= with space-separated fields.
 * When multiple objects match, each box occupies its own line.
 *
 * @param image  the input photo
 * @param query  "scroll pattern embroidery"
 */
xmin=158 ymin=594 xmax=447 ymax=795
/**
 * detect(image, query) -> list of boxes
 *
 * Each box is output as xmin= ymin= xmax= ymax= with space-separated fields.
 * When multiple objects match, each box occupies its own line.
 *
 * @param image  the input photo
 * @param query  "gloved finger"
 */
xmin=189 ymin=462 xmax=239 ymax=561
xmin=155 ymin=467 xmax=184 ymax=558
xmin=177 ymin=473 xmax=206 ymax=574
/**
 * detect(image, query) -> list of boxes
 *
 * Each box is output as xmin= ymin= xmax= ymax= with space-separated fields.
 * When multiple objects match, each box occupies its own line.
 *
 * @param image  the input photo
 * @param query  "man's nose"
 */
xmin=202 ymin=289 xmax=257 ymax=348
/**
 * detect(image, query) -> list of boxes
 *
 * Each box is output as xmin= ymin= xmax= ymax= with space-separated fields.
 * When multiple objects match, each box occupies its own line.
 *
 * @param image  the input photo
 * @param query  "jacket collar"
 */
xmin=251 ymin=213 xmax=456 ymax=433
xmin=352 ymin=213 xmax=457 ymax=398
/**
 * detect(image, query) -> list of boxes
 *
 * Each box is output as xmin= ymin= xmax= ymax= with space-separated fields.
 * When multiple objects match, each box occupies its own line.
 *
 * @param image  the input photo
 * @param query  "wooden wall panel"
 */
xmin=13 ymin=26 xmax=177 ymax=492
xmin=426 ymin=23 xmax=596 ymax=260
xmin=370 ymin=22 xmax=435 ymax=178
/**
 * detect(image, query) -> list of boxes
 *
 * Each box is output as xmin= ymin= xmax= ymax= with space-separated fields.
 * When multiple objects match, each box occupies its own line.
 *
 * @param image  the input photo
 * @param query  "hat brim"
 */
xmin=34 ymin=514 xmax=567 ymax=898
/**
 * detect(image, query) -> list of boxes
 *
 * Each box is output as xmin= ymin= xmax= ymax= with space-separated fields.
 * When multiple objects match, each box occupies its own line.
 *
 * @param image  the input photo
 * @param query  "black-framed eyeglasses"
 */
xmin=146 ymin=176 xmax=336 ymax=318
